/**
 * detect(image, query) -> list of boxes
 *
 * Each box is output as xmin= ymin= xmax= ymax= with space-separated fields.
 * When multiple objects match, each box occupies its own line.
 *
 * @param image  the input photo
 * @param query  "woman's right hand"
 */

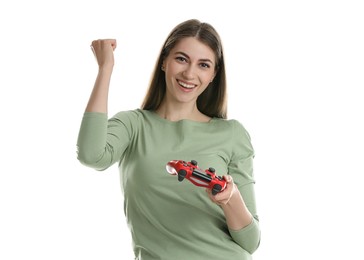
xmin=85 ymin=39 xmax=117 ymax=113
xmin=90 ymin=39 xmax=117 ymax=69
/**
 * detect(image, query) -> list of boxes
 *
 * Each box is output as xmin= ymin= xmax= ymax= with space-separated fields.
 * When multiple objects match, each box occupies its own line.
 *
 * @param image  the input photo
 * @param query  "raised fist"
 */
xmin=90 ymin=39 xmax=117 ymax=68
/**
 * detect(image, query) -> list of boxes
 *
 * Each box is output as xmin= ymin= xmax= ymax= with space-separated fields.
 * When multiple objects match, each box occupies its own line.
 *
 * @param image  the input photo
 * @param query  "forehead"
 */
xmin=170 ymin=37 xmax=216 ymax=62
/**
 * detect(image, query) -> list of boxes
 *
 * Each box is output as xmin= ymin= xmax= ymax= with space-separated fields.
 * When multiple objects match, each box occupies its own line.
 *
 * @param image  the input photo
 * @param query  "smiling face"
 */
xmin=162 ymin=37 xmax=216 ymax=107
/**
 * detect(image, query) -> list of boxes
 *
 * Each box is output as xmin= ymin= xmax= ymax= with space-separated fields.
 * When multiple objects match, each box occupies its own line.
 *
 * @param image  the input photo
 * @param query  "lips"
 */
xmin=177 ymin=80 xmax=196 ymax=89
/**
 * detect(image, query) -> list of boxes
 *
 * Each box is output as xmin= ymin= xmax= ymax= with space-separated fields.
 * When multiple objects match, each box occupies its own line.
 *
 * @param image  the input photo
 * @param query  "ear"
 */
xmin=161 ymin=61 xmax=166 ymax=71
xmin=210 ymin=73 xmax=216 ymax=83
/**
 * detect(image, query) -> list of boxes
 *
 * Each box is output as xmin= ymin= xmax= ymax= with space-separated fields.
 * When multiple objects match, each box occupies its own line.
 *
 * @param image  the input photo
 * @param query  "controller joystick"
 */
xmin=166 ymin=160 xmax=227 ymax=195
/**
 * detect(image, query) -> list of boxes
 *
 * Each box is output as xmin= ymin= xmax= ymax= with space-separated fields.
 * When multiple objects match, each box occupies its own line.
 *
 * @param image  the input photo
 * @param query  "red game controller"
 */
xmin=166 ymin=160 xmax=227 ymax=195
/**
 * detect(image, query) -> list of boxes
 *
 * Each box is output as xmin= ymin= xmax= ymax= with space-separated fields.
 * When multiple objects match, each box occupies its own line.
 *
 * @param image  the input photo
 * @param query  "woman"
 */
xmin=77 ymin=19 xmax=260 ymax=259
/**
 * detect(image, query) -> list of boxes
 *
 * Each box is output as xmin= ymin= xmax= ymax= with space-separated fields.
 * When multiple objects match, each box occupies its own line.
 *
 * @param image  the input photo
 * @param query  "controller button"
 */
xmin=212 ymin=184 xmax=222 ymax=195
xmin=178 ymin=169 xmax=187 ymax=182
xmin=191 ymin=160 xmax=197 ymax=166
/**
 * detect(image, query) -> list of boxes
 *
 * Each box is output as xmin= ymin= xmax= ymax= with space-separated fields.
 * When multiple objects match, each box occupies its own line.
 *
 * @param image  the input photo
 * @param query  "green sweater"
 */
xmin=77 ymin=109 xmax=260 ymax=260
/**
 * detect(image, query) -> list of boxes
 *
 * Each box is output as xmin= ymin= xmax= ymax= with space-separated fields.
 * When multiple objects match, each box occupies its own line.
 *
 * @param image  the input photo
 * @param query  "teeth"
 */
xmin=178 ymin=80 xmax=195 ymax=89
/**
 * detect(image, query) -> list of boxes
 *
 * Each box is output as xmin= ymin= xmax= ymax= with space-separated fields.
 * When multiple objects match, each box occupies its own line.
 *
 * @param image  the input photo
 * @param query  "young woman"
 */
xmin=77 ymin=19 xmax=260 ymax=259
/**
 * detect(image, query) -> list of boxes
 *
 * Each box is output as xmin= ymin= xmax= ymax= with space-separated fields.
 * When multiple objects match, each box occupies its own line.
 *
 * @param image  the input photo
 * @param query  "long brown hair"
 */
xmin=141 ymin=19 xmax=227 ymax=119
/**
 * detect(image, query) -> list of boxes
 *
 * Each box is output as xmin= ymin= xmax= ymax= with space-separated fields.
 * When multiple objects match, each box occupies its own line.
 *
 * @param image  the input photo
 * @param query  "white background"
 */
xmin=1 ymin=0 xmax=363 ymax=259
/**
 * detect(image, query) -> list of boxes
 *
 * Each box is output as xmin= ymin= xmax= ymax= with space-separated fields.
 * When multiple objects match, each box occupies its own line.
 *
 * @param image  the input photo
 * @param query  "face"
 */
xmin=162 ymin=37 xmax=216 ymax=106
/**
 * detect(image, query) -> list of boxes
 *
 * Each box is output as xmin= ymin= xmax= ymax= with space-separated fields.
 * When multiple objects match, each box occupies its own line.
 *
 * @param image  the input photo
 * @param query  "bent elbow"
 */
xmin=246 ymin=234 xmax=261 ymax=254
xmin=229 ymin=217 xmax=261 ymax=254
xmin=76 ymin=147 xmax=109 ymax=171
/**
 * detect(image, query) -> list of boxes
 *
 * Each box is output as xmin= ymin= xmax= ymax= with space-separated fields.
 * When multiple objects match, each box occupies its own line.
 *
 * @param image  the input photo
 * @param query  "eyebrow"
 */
xmin=174 ymin=51 xmax=214 ymax=65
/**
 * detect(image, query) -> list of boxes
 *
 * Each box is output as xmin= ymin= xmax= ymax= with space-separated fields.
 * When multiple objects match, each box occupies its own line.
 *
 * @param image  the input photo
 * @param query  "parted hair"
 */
xmin=141 ymin=19 xmax=227 ymax=119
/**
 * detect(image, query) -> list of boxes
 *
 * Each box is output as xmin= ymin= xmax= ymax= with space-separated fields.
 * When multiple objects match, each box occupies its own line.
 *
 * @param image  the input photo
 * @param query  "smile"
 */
xmin=178 ymin=80 xmax=196 ymax=89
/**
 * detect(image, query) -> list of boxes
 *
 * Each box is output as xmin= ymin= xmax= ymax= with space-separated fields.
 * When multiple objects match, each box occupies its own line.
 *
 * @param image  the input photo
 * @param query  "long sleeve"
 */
xmin=227 ymin=120 xmax=261 ymax=253
xmin=228 ymin=182 xmax=260 ymax=254
xmin=76 ymin=112 xmax=131 ymax=171
xmin=76 ymin=109 xmax=261 ymax=259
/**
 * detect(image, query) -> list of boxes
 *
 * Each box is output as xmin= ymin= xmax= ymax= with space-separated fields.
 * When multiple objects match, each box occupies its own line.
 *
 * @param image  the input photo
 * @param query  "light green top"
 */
xmin=77 ymin=109 xmax=260 ymax=260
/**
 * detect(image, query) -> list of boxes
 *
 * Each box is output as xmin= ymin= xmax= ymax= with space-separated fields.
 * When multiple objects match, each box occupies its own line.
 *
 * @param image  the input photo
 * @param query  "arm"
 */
xmin=85 ymin=39 xmax=117 ymax=113
xmin=207 ymin=177 xmax=260 ymax=254
xmin=77 ymin=39 xmax=121 ymax=170
xmin=207 ymin=176 xmax=252 ymax=230
xmin=207 ymin=120 xmax=260 ymax=253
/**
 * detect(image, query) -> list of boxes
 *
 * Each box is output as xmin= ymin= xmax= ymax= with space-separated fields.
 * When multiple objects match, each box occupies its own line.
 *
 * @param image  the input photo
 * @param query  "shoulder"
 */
xmin=111 ymin=109 xmax=155 ymax=123
xmin=110 ymin=109 xmax=163 ymax=128
xmin=213 ymin=118 xmax=253 ymax=149
xmin=213 ymin=118 xmax=249 ymax=134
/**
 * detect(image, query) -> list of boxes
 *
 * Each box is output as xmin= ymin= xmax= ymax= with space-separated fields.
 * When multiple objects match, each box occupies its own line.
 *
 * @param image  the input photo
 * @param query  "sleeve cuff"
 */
xmin=229 ymin=217 xmax=261 ymax=254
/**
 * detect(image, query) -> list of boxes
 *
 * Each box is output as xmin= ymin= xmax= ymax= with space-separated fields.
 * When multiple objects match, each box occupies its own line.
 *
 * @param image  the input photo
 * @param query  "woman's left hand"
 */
xmin=206 ymin=175 xmax=238 ymax=205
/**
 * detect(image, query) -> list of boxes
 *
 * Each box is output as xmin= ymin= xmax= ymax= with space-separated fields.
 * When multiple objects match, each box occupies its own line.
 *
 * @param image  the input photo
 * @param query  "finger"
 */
xmin=223 ymin=175 xmax=233 ymax=183
xmin=90 ymin=39 xmax=116 ymax=50
xmin=102 ymin=39 xmax=117 ymax=50
xmin=90 ymin=45 xmax=95 ymax=55
xmin=110 ymin=39 xmax=117 ymax=50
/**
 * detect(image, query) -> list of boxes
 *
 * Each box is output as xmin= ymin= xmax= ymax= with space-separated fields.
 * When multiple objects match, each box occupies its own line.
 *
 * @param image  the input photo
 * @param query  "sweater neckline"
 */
xmin=141 ymin=109 xmax=218 ymax=125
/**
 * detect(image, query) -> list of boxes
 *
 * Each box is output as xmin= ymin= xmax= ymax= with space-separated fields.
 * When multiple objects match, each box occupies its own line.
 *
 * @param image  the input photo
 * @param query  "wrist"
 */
xmin=98 ymin=65 xmax=113 ymax=74
xmin=221 ymin=185 xmax=240 ymax=208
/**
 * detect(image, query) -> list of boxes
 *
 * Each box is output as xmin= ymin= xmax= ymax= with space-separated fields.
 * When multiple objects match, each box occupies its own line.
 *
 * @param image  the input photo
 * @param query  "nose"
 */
xmin=182 ymin=65 xmax=196 ymax=80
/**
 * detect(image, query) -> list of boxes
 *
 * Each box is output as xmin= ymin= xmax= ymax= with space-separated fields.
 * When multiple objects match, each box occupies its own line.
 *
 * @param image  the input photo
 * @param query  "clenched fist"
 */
xmin=90 ymin=39 xmax=117 ymax=69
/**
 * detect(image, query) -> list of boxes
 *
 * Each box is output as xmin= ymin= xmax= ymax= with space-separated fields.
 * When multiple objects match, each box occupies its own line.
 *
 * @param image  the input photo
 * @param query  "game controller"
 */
xmin=166 ymin=160 xmax=227 ymax=195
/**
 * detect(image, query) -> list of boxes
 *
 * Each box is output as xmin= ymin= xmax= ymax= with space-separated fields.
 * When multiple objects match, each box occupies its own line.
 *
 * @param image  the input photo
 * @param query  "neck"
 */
xmin=156 ymin=102 xmax=210 ymax=122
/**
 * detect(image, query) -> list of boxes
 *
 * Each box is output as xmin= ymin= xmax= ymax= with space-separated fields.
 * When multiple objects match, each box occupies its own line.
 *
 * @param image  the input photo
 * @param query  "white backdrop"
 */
xmin=1 ymin=0 xmax=363 ymax=259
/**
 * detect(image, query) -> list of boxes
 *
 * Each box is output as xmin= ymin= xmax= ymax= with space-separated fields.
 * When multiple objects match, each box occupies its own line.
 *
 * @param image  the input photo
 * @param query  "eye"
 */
xmin=176 ymin=56 xmax=187 ymax=63
xmin=200 ymin=63 xmax=211 ymax=69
